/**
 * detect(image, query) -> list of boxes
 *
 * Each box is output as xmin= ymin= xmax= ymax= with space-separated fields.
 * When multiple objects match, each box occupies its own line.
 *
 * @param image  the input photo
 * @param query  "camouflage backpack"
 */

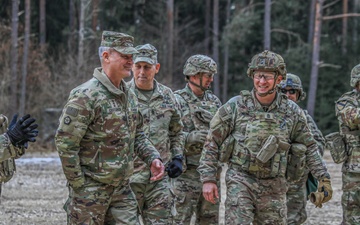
xmin=0 ymin=115 xmax=16 ymax=183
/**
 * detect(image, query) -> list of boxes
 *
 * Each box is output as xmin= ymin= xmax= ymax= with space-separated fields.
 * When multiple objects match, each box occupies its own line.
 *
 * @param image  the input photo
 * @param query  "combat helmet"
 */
xmin=350 ymin=64 xmax=360 ymax=88
xmin=247 ymin=50 xmax=287 ymax=79
xmin=280 ymin=73 xmax=307 ymax=101
xmin=183 ymin=54 xmax=217 ymax=77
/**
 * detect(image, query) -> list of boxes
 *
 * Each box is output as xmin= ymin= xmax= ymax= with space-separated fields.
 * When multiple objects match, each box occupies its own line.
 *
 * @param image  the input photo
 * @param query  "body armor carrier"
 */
xmin=225 ymin=91 xmax=292 ymax=179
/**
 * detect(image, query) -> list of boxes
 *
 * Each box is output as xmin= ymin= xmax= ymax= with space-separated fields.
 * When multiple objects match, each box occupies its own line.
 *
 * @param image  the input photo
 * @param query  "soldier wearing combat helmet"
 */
xmin=173 ymin=54 xmax=221 ymax=224
xmin=334 ymin=63 xmax=360 ymax=224
xmin=198 ymin=50 xmax=332 ymax=224
xmin=280 ymin=73 xmax=326 ymax=225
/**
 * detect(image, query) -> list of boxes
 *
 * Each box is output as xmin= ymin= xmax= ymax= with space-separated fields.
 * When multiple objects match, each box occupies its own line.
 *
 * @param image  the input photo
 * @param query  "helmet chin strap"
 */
xmin=254 ymin=87 xmax=276 ymax=97
xmin=254 ymin=74 xmax=278 ymax=97
xmin=188 ymin=75 xmax=210 ymax=92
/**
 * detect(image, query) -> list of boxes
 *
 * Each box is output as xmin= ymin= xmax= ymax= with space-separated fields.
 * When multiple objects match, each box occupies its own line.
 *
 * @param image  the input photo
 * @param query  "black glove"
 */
xmin=19 ymin=130 xmax=39 ymax=149
xmin=6 ymin=114 xmax=39 ymax=146
xmin=167 ymin=156 xmax=183 ymax=178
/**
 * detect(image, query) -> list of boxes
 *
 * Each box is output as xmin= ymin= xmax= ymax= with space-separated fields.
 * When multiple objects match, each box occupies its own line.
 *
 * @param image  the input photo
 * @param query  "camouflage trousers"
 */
xmin=341 ymin=172 xmax=360 ymax=225
xmin=286 ymin=172 xmax=308 ymax=225
xmin=172 ymin=166 xmax=219 ymax=225
xmin=129 ymin=176 xmax=173 ymax=225
xmin=64 ymin=177 xmax=140 ymax=225
xmin=225 ymin=167 xmax=288 ymax=225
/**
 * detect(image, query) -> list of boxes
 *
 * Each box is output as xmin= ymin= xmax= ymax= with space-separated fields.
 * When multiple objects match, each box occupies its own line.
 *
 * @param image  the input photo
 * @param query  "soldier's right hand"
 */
xmin=6 ymin=114 xmax=39 ymax=146
xmin=186 ymin=130 xmax=208 ymax=147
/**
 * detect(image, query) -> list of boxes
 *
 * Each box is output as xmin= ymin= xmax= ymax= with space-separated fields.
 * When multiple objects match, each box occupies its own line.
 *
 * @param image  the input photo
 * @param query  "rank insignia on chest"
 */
xmin=264 ymin=113 xmax=274 ymax=120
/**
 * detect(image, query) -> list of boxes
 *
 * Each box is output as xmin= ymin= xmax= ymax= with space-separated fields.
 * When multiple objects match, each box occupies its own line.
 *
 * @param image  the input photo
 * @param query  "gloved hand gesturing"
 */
xmin=167 ymin=156 xmax=183 ymax=178
xmin=185 ymin=130 xmax=208 ymax=149
xmin=6 ymin=114 xmax=39 ymax=146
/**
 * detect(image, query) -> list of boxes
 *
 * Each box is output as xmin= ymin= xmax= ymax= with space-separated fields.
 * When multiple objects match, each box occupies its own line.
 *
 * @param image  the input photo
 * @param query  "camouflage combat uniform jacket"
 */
xmin=174 ymin=84 xmax=221 ymax=166
xmin=127 ymin=79 xmax=184 ymax=182
xmin=335 ymin=89 xmax=360 ymax=173
xmin=55 ymin=68 xmax=161 ymax=188
xmin=0 ymin=115 xmax=24 ymax=183
xmin=198 ymin=90 xmax=328 ymax=182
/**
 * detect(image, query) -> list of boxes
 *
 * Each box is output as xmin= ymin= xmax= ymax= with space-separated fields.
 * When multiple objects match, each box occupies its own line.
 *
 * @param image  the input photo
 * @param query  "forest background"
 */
xmin=0 ymin=0 xmax=360 ymax=146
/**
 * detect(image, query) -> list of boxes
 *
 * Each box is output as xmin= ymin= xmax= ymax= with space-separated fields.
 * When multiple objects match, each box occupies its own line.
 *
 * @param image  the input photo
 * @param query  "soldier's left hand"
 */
xmin=202 ymin=182 xmax=219 ymax=204
xmin=318 ymin=177 xmax=333 ymax=203
xmin=150 ymin=158 xmax=165 ymax=181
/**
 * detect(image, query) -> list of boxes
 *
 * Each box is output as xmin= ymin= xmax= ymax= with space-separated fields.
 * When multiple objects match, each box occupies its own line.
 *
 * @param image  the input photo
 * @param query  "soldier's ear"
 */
xmin=102 ymin=51 xmax=110 ymax=61
xmin=275 ymin=75 xmax=283 ymax=84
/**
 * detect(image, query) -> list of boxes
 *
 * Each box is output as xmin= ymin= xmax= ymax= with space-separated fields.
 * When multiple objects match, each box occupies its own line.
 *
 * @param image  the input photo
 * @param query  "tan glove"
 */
xmin=185 ymin=130 xmax=208 ymax=149
xmin=309 ymin=177 xmax=333 ymax=208
xmin=309 ymin=192 xmax=325 ymax=208
xmin=318 ymin=177 xmax=333 ymax=203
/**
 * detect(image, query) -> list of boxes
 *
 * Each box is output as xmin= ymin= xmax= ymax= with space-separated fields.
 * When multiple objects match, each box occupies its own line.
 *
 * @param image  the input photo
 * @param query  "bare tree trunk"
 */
xmin=205 ymin=0 xmax=211 ymax=55
xmin=39 ymin=0 xmax=46 ymax=47
xmin=342 ymin=0 xmax=348 ymax=55
xmin=20 ymin=0 xmax=31 ymax=116
xmin=213 ymin=0 xmax=220 ymax=97
xmin=308 ymin=0 xmax=316 ymax=44
xmin=222 ymin=0 xmax=231 ymax=102
xmin=307 ymin=0 xmax=324 ymax=117
xmin=10 ymin=0 xmax=19 ymax=115
xmin=353 ymin=0 xmax=359 ymax=47
xmin=92 ymin=0 xmax=99 ymax=32
xmin=264 ymin=0 xmax=271 ymax=50
xmin=167 ymin=0 xmax=174 ymax=87
xmin=68 ymin=0 xmax=76 ymax=51
xmin=77 ymin=0 xmax=86 ymax=77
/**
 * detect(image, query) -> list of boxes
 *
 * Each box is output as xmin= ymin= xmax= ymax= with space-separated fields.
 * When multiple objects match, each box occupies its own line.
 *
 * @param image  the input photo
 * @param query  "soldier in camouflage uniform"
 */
xmin=0 ymin=114 xmax=38 ymax=194
xmin=334 ymin=64 xmax=360 ymax=225
xmin=127 ymin=43 xmax=185 ymax=224
xmin=55 ymin=31 xmax=165 ymax=225
xmin=280 ymin=73 xmax=326 ymax=225
xmin=198 ymin=50 xmax=332 ymax=225
xmin=172 ymin=54 xmax=221 ymax=225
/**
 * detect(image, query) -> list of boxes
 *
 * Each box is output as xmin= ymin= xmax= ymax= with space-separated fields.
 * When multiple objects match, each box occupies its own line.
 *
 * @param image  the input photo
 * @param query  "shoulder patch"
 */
xmin=65 ymin=106 xmax=79 ymax=117
xmin=336 ymin=100 xmax=347 ymax=111
xmin=63 ymin=116 xmax=72 ymax=125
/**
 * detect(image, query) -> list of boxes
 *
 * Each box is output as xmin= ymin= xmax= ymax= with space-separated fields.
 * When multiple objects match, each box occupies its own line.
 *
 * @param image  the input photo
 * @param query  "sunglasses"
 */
xmin=281 ymin=89 xmax=297 ymax=94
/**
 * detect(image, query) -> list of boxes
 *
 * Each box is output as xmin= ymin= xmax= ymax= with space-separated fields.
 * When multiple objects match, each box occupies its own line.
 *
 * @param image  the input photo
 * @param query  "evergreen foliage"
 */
xmin=1 ymin=0 xmax=360 ymax=141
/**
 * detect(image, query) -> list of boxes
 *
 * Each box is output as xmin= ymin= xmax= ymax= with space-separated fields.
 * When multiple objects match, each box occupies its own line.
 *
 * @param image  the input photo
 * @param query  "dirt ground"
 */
xmin=0 ymin=150 xmax=342 ymax=225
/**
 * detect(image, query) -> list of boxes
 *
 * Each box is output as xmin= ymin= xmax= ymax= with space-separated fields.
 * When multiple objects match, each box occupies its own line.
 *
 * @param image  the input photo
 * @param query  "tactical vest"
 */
xmin=176 ymin=89 xmax=220 ymax=165
xmin=0 ymin=115 xmax=16 ymax=183
xmin=228 ymin=91 xmax=291 ymax=179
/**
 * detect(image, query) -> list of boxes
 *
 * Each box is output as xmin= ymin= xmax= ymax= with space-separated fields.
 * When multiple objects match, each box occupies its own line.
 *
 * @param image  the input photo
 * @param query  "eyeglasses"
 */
xmin=253 ymin=73 xmax=275 ymax=81
xmin=281 ymin=89 xmax=297 ymax=94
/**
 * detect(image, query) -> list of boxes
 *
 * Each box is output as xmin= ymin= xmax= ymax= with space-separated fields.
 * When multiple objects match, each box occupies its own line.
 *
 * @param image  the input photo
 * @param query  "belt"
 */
xmin=229 ymin=163 xmax=277 ymax=180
